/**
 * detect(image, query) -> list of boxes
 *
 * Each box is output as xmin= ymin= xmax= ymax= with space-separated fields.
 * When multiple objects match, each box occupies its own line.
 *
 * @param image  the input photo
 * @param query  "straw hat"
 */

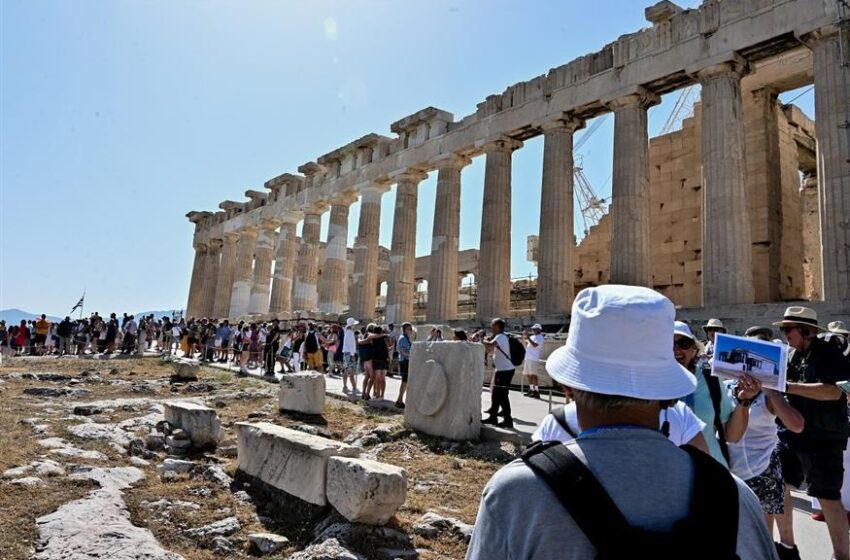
xmin=828 ymin=321 xmax=850 ymax=335
xmin=703 ymin=318 xmax=726 ymax=332
xmin=546 ymin=285 xmax=696 ymax=400
xmin=772 ymin=306 xmax=827 ymax=331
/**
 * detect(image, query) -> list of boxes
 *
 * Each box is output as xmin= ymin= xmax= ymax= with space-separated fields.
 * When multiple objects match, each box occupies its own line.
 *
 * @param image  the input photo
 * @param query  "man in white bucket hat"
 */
xmin=466 ymin=285 xmax=775 ymax=560
xmin=772 ymin=306 xmax=850 ymax=560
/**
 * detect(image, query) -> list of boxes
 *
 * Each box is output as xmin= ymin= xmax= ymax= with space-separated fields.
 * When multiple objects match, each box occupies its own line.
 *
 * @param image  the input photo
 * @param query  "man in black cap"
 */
xmin=773 ymin=306 xmax=850 ymax=560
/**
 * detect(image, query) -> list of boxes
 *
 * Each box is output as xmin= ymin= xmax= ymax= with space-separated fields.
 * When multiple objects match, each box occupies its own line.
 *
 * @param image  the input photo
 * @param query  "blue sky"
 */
xmin=1 ymin=0 xmax=813 ymax=317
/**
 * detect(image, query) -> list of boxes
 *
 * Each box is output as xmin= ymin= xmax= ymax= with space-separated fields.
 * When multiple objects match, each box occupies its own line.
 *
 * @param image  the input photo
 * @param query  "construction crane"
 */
xmin=659 ymin=85 xmax=697 ymax=135
xmin=574 ymin=156 xmax=608 ymax=237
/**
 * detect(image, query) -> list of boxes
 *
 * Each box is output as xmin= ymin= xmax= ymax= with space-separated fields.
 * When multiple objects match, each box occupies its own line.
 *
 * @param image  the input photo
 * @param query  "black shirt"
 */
xmin=780 ymin=337 xmax=850 ymax=443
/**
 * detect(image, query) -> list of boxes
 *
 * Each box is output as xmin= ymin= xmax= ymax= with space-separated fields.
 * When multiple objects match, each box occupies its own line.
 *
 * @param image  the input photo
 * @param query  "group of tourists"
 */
xmin=468 ymin=286 xmax=850 ymax=560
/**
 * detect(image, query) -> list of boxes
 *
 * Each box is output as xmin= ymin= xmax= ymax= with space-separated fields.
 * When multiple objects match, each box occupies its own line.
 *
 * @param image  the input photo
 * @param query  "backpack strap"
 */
xmin=680 ymin=445 xmax=740 ymax=558
xmin=702 ymin=367 xmax=731 ymax=463
xmin=550 ymin=406 xmax=578 ymax=439
xmin=521 ymin=441 xmax=631 ymax=557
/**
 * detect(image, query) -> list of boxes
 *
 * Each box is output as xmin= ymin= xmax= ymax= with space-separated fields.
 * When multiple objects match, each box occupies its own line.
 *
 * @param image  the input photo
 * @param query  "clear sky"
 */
xmin=1 ymin=0 xmax=814 ymax=317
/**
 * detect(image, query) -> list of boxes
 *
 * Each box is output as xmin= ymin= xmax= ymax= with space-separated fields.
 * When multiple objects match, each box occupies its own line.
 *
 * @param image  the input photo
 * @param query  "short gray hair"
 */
xmin=572 ymin=389 xmax=655 ymax=411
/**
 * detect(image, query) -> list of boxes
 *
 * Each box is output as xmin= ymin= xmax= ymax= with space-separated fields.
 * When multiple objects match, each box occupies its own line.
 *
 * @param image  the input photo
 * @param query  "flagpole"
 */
xmin=79 ymin=289 xmax=86 ymax=320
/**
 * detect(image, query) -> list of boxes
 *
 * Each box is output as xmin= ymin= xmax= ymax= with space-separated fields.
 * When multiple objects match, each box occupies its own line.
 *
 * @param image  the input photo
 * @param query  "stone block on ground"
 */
xmin=248 ymin=532 xmax=290 ymax=555
xmin=236 ymin=422 xmax=359 ymax=506
xmin=326 ymin=457 xmax=407 ymax=525
xmin=404 ymin=341 xmax=484 ymax=441
xmin=278 ymin=371 xmax=326 ymax=415
xmin=171 ymin=360 xmax=200 ymax=381
xmin=163 ymin=401 xmax=221 ymax=447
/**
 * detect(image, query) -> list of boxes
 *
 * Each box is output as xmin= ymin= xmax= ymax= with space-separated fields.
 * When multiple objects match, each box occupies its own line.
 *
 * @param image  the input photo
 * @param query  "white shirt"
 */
xmin=725 ymin=381 xmax=778 ymax=480
xmin=492 ymin=333 xmax=513 ymax=371
xmin=525 ymin=333 xmax=544 ymax=362
xmin=532 ymin=401 xmax=706 ymax=447
xmin=342 ymin=328 xmax=358 ymax=354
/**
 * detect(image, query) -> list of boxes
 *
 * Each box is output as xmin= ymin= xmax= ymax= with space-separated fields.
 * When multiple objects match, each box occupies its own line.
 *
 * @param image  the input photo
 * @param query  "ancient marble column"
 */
xmin=698 ymin=60 xmax=755 ymax=306
xmin=213 ymin=233 xmax=239 ymax=318
xmin=200 ymin=240 xmax=221 ymax=318
xmin=477 ymin=138 xmax=522 ymax=321
xmin=350 ymin=183 xmax=389 ymax=320
xmin=608 ymin=90 xmax=658 ymax=287
xmin=269 ymin=213 xmax=301 ymax=316
xmin=293 ymin=206 xmax=326 ymax=311
xmin=386 ymin=171 xmax=428 ymax=324
xmin=186 ymin=243 xmax=208 ymax=318
xmin=810 ymin=30 xmax=850 ymax=300
xmin=536 ymin=117 xmax=583 ymax=316
xmin=427 ymin=154 xmax=470 ymax=322
xmin=229 ymin=227 xmax=258 ymax=318
xmin=248 ymin=222 xmax=278 ymax=315
xmin=319 ymin=195 xmax=356 ymax=315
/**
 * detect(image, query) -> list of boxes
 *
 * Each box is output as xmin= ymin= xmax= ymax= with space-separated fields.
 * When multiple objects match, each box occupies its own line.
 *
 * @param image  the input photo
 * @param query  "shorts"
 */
xmin=343 ymin=353 xmax=358 ymax=372
xmin=399 ymin=360 xmax=409 ymax=382
xmin=372 ymin=359 xmax=389 ymax=371
xmin=34 ymin=334 xmax=47 ymax=345
xmin=778 ymin=439 xmax=846 ymax=500
xmin=744 ymin=447 xmax=785 ymax=514
xmin=306 ymin=350 xmax=323 ymax=369
xmin=524 ymin=359 xmax=543 ymax=377
xmin=220 ymin=340 xmax=229 ymax=349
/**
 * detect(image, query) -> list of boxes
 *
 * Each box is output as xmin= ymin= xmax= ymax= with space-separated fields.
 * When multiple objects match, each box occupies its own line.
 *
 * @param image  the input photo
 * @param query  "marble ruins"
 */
xmin=185 ymin=0 xmax=850 ymax=324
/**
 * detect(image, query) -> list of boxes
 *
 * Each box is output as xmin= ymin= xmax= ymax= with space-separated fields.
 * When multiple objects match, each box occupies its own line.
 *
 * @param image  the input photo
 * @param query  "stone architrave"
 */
xmin=293 ymin=207 xmax=326 ymax=312
xmin=278 ymin=371 xmax=326 ymax=415
xmin=350 ymin=183 xmax=390 ymax=320
xmin=319 ymin=194 xmax=357 ymax=314
xmin=249 ymin=221 xmax=279 ymax=315
xmin=163 ymin=401 xmax=222 ymax=448
xmin=213 ymin=233 xmax=240 ymax=319
xmin=200 ymin=240 xmax=221 ymax=318
xmin=269 ymin=213 xmax=301 ymax=316
xmin=386 ymin=170 xmax=428 ymax=325
xmin=536 ymin=116 xmax=584 ymax=316
xmin=326 ymin=457 xmax=407 ymax=525
xmin=809 ymin=30 xmax=850 ymax=300
xmin=230 ymin=227 xmax=259 ymax=318
xmin=695 ymin=58 xmax=755 ymax=306
xmin=607 ymin=88 xmax=659 ymax=287
xmin=186 ymin=243 xmax=208 ymax=318
xmin=477 ymin=137 xmax=522 ymax=321
xmin=404 ymin=341 xmax=485 ymax=440
xmin=235 ymin=422 xmax=359 ymax=506
xmin=427 ymin=155 xmax=470 ymax=323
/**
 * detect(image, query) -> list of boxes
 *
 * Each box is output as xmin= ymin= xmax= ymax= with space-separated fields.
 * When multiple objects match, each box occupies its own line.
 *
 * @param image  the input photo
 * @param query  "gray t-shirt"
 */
xmin=466 ymin=429 xmax=777 ymax=560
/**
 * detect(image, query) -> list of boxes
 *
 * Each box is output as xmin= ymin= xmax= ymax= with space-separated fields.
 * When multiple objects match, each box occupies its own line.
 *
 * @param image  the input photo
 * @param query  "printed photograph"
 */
xmin=711 ymin=333 xmax=788 ymax=391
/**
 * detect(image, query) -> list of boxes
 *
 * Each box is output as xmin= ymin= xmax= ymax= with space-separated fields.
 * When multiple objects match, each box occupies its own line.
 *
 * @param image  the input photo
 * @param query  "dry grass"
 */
xmin=0 ymin=356 xmax=516 ymax=560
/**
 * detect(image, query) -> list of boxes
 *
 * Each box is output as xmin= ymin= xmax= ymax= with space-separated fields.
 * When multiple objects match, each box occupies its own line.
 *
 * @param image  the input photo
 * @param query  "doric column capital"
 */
xmin=477 ymin=135 xmax=523 ymax=154
xmin=604 ymin=86 xmax=661 ymax=111
xmin=357 ymin=181 xmax=392 ymax=198
xmin=238 ymin=225 xmax=259 ymax=236
xmin=304 ymin=201 xmax=329 ymax=216
xmin=193 ymin=240 xmax=210 ymax=251
xmin=259 ymin=218 xmax=281 ymax=232
xmin=223 ymin=231 xmax=241 ymax=244
xmin=433 ymin=152 xmax=472 ymax=170
xmin=539 ymin=114 xmax=586 ymax=133
xmin=390 ymin=169 xmax=428 ymax=185
xmin=278 ymin=210 xmax=303 ymax=224
xmin=330 ymin=190 xmax=359 ymax=207
xmin=688 ymin=53 xmax=749 ymax=81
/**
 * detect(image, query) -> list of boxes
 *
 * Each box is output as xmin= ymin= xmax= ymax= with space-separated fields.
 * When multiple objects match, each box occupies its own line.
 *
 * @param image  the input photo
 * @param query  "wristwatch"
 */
xmin=735 ymin=390 xmax=761 ymax=407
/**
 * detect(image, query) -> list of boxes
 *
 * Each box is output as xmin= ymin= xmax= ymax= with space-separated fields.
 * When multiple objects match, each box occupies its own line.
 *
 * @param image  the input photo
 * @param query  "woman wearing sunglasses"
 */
xmin=674 ymin=321 xmax=760 ymax=467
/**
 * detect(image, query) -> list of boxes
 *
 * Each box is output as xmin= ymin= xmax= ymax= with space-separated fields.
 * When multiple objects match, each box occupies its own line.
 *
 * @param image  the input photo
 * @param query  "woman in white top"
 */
xmin=532 ymin=399 xmax=709 ymax=451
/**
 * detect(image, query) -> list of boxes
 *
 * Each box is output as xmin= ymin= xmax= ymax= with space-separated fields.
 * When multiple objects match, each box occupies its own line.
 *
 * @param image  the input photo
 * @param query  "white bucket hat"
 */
xmin=674 ymin=321 xmax=696 ymax=340
xmin=703 ymin=318 xmax=726 ymax=332
xmin=546 ymin=285 xmax=696 ymax=400
xmin=531 ymin=323 xmax=543 ymax=331
xmin=345 ymin=317 xmax=360 ymax=328
xmin=828 ymin=321 xmax=849 ymax=336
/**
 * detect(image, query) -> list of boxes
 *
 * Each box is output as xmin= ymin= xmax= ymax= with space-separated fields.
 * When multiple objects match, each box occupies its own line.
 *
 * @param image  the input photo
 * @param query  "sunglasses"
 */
xmin=779 ymin=326 xmax=798 ymax=334
xmin=674 ymin=337 xmax=695 ymax=350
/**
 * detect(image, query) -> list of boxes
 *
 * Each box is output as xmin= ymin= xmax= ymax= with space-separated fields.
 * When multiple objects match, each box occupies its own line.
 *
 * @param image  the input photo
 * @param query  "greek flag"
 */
xmin=70 ymin=293 xmax=85 ymax=313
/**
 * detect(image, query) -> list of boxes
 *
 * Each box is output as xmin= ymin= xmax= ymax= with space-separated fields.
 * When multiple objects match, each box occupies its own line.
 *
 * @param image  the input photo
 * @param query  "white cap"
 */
xmin=674 ymin=321 xmax=696 ymax=341
xmin=531 ymin=324 xmax=543 ymax=331
xmin=345 ymin=318 xmax=359 ymax=328
xmin=546 ymin=285 xmax=696 ymax=401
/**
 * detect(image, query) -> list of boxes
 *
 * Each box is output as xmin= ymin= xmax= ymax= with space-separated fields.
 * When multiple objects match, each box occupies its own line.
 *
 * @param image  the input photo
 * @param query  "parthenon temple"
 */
xmin=185 ymin=0 xmax=850 ymax=326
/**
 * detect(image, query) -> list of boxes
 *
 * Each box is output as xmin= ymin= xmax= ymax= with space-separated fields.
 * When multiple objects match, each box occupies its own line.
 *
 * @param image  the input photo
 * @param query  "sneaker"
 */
xmin=481 ymin=416 xmax=499 ymax=425
xmin=530 ymin=390 xmax=540 ymax=399
xmin=497 ymin=418 xmax=514 ymax=429
xmin=395 ymin=401 xmax=405 ymax=409
xmin=774 ymin=543 xmax=801 ymax=560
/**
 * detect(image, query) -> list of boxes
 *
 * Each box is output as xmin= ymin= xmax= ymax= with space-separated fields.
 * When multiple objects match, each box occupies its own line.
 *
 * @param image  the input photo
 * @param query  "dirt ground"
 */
xmin=0 ymin=356 xmax=514 ymax=559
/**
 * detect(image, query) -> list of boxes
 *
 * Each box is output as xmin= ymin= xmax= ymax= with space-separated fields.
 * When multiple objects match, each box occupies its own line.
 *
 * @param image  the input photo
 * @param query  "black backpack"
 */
xmin=497 ymin=334 xmax=526 ymax=367
xmin=521 ymin=441 xmax=740 ymax=560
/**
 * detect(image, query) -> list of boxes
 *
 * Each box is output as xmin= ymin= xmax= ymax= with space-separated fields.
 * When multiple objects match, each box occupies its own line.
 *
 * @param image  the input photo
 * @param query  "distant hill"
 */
xmin=134 ymin=309 xmax=184 ymax=320
xmin=0 ymin=308 xmax=62 ymax=324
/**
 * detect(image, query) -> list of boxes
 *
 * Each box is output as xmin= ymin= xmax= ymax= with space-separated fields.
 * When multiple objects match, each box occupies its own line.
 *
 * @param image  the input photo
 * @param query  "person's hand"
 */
xmin=736 ymin=374 xmax=762 ymax=400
